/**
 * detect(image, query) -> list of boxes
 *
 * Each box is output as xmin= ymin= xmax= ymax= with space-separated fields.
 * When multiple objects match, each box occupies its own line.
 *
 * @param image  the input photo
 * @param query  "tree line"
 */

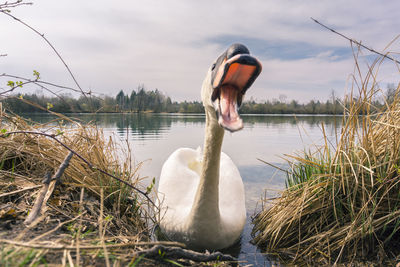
xmin=2 ymin=84 xmax=393 ymax=115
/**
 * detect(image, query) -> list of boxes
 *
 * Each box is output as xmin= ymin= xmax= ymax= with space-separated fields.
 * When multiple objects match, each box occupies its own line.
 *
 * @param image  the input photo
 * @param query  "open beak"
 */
xmin=211 ymin=53 xmax=262 ymax=132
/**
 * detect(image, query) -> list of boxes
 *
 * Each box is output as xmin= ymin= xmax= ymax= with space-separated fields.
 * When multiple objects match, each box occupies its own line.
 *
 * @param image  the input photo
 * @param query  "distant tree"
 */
xmin=116 ymin=90 xmax=125 ymax=112
xmin=279 ymin=94 xmax=287 ymax=103
xmin=385 ymin=83 xmax=397 ymax=104
xmin=136 ymin=85 xmax=146 ymax=112
xmin=130 ymin=90 xmax=137 ymax=112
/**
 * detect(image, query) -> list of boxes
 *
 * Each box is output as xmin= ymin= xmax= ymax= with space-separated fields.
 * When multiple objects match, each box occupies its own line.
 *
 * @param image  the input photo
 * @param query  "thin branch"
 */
xmin=75 ymin=186 xmax=84 ymax=267
xmin=136 ymin=245 xmax=238 ymax=262
xmin=0 ymin=130 xmax=156 ymax=207
xmin=0 ymin=1 xmax=32 ymax=10
xmin=24 ymin=152 xmax=74 ymax=225
xmin=0 ymin=73 xmax=89 ymax=95
xmin=0 ymin=239 xmax=185 ymax=250
xmin=0 ymin=184 xmax=42 ymax=198
xmin=23 ymin=173 xmax=52 ymax=225
xmin=53 ymin=151 xmax=74 ymax=181
xmin=99 ymin=188 xmax=111 ymax=267
xmin=311 ymin=17 xmax=400 ymax=65
xmin=0 ymin=79 xmax=38 ymax=96
xmin=0 ymin=4 xmax=89 ymax=101
xmin=0 ymin=74 xmax=105 ymax=115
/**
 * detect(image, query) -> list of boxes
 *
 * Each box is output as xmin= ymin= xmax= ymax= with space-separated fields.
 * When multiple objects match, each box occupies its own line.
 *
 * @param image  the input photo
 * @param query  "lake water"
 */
xmin=26 ymin=113 xmax=341 ymax=266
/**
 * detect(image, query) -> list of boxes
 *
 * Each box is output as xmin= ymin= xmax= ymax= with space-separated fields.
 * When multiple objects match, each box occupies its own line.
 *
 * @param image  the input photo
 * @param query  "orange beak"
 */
xmin=211 ymin=53 xmax=262 ymax=132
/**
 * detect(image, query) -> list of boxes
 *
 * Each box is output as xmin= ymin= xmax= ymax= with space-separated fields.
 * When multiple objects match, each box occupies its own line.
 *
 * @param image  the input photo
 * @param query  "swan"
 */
xmin=157 ymin=43 xmax=262 ymax=250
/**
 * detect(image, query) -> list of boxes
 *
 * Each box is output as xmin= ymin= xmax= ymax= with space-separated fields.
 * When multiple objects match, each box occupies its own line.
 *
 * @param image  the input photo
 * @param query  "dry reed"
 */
xmin=252 ymin=51 xmax=400 ymax=265
xmin=0 ymin=112 xmax=160 ymax=266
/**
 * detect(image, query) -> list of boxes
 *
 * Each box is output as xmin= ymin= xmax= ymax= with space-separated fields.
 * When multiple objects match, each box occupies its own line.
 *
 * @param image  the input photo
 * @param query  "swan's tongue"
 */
xmin=218 ymin=85 xmax=243 ymax=132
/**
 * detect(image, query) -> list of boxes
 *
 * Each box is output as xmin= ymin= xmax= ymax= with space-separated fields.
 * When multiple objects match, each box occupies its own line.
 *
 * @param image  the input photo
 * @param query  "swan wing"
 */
xmin=158 ymin=148 xmax=201 ymax=232
xmin=219 ymin=152 xmax=246 ymax=239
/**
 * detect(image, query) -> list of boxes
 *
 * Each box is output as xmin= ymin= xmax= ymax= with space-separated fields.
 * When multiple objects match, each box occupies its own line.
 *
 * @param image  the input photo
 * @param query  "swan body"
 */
xmin=157 ymin=44 xmax=262 ymax=250
xmin=158 ymin=147 xmax=245 ymax=249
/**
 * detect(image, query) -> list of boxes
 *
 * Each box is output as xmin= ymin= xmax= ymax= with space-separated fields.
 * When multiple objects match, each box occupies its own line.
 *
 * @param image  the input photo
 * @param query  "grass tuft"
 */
xmin=252 ymin=50 xmax=400 ymax=265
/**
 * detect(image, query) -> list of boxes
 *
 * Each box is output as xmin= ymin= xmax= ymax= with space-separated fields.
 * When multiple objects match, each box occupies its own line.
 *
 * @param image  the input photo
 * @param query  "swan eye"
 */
xmin=211 ymin=63 xmax=216 ymax=71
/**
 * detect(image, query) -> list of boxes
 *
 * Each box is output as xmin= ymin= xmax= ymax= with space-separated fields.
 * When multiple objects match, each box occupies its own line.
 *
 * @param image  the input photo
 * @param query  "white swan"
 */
xmin=157 ymin=43 xmax=262 ymax=250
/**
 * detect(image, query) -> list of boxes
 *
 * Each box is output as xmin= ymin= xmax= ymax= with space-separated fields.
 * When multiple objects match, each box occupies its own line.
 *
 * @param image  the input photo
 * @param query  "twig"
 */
xmin=257 ymin=158 xmax=288 ymax=173
xmin=311 ymin=17 xmax=400 ymax=65
xmin=23 ymin=173 xmax=51 ymax=225
xmin=99 ymin=188 xmax=111 ymax=267
xmin=75 ymin=186 xmax=84 ymax=267
xmin=0 ymin=1 xmax=32 ymax=10
xmin=0 ymin=5 xmax=89 ymax=100
xmin=0 ymin=239 xmax=185 ymax=250
xmin=0 ymin=73 xmax=88 ymax=95
xmin=24 ymin=151 xmax=74 ymax=225
xmin=0 ymin=184 xmax=41 ymax=198
xmin=0 ymin=130 xmax=156 ymax=207
xmin=136 ymin=245 xmax=237 ymax=262
xmin=67 ymin=250 xmax=75 ymax=267
xmin=53 ymin=151 xmax=74 ymax=182
xmin=0 ymin=79 xmax=39 ymax=96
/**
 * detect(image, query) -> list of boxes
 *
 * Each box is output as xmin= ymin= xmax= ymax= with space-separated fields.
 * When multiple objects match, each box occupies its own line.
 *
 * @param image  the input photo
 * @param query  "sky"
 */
xmin=1 ymin=0 xmax=399 ymax=103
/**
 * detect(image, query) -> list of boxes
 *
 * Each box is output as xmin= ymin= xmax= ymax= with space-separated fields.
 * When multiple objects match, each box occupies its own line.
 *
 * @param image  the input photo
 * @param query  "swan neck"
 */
xmin=188 ymin=106 xmax=224 ymax=225
xmin=201 ymin=106 xmax=224 ymax=191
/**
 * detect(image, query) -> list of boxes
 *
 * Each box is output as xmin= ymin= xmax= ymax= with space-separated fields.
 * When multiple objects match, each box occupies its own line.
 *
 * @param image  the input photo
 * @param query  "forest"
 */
xmin=2 ymin=83 xmax=393 ymax=115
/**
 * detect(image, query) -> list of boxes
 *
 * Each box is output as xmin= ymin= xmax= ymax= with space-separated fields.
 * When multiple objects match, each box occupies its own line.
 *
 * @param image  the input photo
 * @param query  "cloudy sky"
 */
xmin=1 ymin=0 xmax=399 ymax=102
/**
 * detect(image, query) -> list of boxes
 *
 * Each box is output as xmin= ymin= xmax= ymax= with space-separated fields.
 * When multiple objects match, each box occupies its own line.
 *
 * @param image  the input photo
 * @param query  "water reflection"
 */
xmin=24 ymin=112 xmax=341 ymax=139
xmin=243 ymin=114 xmax=342 ymax=126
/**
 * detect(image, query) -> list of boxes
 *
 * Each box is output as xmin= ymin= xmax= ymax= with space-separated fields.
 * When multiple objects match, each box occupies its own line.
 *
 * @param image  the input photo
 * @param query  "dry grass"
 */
xmin=252 ymin=52 xmax=400 ymax=265
xmin=0 ymin=112 xmax=172 ymax=266
xmin=0 ymin=111 xmax=236 ymax=266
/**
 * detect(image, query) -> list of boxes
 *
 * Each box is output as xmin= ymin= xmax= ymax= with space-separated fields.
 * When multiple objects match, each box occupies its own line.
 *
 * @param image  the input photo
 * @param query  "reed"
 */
xmin=0 ymin=112 xmax=157 ymax=266
xmin=252 ymin=54 xmax=400 ymax=264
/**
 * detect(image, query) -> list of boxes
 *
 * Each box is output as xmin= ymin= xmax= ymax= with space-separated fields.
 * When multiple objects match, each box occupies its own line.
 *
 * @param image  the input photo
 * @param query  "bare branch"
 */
xmin=0 ymin=79 xmax=38 ymax=95
xmin=0 ymin=73 xmax=103 ymax=114
xmin=311 ymin=17 xmax=400 ymax=65
xmin=23 ymin=173 xmax=52 ymax=225
xmin=0 ymin=3 xmax=89 ymax=101
xmin=0 ymin=73 xmax=90 ymax=95
xmin=24 ymin=151 xmax=74 ymax=225
xmin=0 ymin=1 xmax=32 ymax=10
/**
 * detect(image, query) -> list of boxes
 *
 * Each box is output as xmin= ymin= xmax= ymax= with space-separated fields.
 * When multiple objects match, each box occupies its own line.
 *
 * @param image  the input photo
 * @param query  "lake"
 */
xmin=26 ymin=113 xmax=341 ymax=266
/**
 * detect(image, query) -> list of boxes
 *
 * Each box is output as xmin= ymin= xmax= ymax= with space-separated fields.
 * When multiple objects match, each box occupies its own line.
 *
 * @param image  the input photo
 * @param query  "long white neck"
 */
xmin=187 ymin=105 xmax=224 ymax=230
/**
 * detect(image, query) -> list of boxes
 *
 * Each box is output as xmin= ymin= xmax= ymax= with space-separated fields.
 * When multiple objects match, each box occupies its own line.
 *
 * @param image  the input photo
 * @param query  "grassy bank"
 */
xmin=0 ymin=111 xmax=236 ymax=266
xmin=0 ymin=111 xmax=157 ymax=266
xmin=252 ymin=55 xmax=400 ymax=265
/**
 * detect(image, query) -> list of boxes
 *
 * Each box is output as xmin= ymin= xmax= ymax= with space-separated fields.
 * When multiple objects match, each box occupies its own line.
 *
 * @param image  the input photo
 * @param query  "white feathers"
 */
xmin=158 ymin=146 xmax=246 ymax=250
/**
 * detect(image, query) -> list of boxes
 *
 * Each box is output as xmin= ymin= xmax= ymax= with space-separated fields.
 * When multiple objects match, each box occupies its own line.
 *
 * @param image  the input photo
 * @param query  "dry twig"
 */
xmin=136 ymin=245 xmax=237 ymax=262
xmin=0 ymin=184 xmax=41 ymax=198
xmin=0 ymin=239 xmax=185 ymax=250
xmin=311 ymin=17 xmax=400 ymax=65
xmin=24 ymin=152 xmax=73 ymax=225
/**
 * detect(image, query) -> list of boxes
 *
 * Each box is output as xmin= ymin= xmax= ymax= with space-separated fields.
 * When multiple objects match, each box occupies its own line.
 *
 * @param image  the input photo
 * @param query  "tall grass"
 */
xmin=252 ymin=53 xmax=400 ymax=264
xmin=0 ymin=112 xmax=156 ymax=265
